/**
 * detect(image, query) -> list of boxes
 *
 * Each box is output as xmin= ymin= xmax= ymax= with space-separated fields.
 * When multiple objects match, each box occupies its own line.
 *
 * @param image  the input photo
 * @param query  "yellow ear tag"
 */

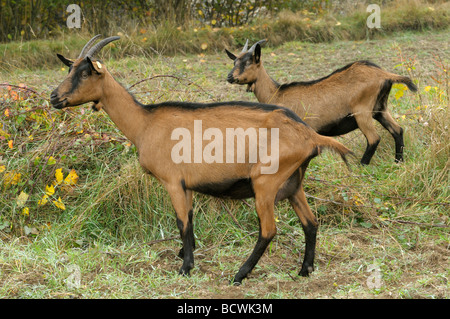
xmin=96 ymin=61 xmax=102 ymax=69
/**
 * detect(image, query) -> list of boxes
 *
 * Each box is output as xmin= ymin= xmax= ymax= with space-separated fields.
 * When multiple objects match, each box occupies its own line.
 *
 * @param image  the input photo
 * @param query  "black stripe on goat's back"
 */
xmin=277 ymin=60 xmax=381 ymax=90
xmin=138 ymin=100 xmax=306 ymax=125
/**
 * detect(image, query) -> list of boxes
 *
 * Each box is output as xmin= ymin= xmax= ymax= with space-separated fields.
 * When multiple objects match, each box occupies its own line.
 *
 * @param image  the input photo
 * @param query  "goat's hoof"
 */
xmin=178 ymin=267 xmax=191 ymax=277
xmin=178 ymin=259 xmax=194 ymax=277
xmin=230 ymin=272 xmax=246 ymax=285
xmin=230 ymin=278 xmax=243 ymax=286
xmin=299 ymin=265 xmax=314 ymax=277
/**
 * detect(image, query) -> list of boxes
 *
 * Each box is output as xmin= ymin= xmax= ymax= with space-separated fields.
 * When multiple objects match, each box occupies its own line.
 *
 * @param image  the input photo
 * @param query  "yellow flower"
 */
xmin=64 ymin=169 xmax=78 ymax=186
xmin=22 ymin=207 xmax=29 ymax=216
xmin=45 ymin=184 xmax=55 ymax=196
xmin=55 ymin=168 xmax=64 ymax=185
xmin=38 ymin=194 xmax=49 ymax=206
xmin=394 ymin=90 xmax=404 ymax=100
xmin=3 ymin=171 xmax=21 ymax=186
xmin=53 ymin=197 xmax=66 ymax=211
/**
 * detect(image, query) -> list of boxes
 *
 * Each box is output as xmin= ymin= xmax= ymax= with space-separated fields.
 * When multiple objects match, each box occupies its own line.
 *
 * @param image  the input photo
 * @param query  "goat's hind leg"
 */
xmin=289 ymin=185 xmax=318 ymax=277
xmin=233 ymin=188 xmax=277 ymax=285
xmin=374 ymin=111 xmax=404 ymax=162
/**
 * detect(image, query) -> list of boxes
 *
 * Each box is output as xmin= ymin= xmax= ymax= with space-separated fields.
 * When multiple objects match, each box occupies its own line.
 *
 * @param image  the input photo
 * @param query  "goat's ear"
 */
xmin=57 ymin=54 xmax=74 ymax=67
xmin=86 ymin=56 xmax=104 ymax=75
xmin=225 ymin=49 xmax=237 ymax=61
xmin=254 ymin=44 xmax=262 ymax=64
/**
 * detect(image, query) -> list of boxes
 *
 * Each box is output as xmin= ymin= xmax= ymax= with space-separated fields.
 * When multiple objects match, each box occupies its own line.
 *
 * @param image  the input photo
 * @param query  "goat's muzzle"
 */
xmin=50 ymin=89 xmax=68 ymax=109
xmin=227 ymin=73 xmax=237 ymax=84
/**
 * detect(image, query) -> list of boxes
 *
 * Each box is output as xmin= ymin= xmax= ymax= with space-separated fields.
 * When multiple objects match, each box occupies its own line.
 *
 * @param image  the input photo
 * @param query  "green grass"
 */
xmin=0 ymin=29 xmax=449 ymax=298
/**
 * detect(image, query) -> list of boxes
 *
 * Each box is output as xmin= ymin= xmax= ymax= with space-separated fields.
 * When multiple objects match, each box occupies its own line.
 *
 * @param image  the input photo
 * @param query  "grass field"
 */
xmin=0 ymin=29 xmax=448 ymax=299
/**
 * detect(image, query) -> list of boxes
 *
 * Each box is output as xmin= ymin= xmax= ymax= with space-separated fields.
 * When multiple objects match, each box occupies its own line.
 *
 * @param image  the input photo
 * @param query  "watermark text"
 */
xmin=171 ymin=120 xmax=279 ymax=174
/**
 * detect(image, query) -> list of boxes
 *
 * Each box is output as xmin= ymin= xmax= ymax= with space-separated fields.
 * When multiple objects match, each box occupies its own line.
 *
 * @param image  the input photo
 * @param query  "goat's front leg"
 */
xmin=178 ymin=190 xmax=195 ymax=258
xmin=354 ymin=111 xmax=380 ymax=165
xmin=166 ymin=183 xmax=194 ymax=276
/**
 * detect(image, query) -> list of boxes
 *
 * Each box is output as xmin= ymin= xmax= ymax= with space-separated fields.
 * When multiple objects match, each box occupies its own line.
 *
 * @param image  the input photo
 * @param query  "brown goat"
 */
xmin=50 ymin=36 xmax=353 ymax=285
xmin=226 ymin=40 xmax=418 ymax=165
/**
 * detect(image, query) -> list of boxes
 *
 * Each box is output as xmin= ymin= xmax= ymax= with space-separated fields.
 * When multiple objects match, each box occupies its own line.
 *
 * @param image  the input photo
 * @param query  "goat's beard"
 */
xmin=91 ymin=101 xmax=103 ymax=112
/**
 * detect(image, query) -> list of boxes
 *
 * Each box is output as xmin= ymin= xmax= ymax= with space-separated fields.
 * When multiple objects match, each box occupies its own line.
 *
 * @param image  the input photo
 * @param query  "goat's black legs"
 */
xmin=176 ymin=210 xmax=195 ymax=275
xmin=299 ymin=222 xmax=318 ymax=276
xmin=177 ymin=209 xmax=195 ymax=258
xmin=167 ymin=184 xmax=195 ymax=276
xmin=289 ymin=185 xmax=318 ymax=277
xmin=361 ymin=138 xmax=380 ymax=165
xmin=233 ymin=228 xmax=274 ymax=285
xmin=354 ymin=112 xmax=381 ymax=165
xmin=177 ymin=190 xmax=195 ymax=258
xmin=233 ymin=188 xmax=277 ymax=285
xmin=374 ymin=111 xmax=404 ymax=162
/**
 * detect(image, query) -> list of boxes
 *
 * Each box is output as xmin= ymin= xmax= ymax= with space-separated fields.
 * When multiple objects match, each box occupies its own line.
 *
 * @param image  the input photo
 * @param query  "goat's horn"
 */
xmin=78 ymin=34 xmax=102 ymax=59
xmin=86 ymin=36 xmax=120 ymax=59
xmin=241 ymin=39 xmax=249 ymax=53
xmin=248 ymin=39 xmax=268 ymax=53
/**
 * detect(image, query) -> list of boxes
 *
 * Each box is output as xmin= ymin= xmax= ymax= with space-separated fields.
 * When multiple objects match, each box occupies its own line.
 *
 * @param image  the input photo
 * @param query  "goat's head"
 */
xmin=50 ymin=35 xmax=120 ymax=110
xmin=225 ymin=39 xmax=267 ymax=88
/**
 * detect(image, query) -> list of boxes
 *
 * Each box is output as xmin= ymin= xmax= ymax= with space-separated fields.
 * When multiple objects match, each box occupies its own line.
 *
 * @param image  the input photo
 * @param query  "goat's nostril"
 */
xmin=50 ymin=91 xmax=58 ymax=100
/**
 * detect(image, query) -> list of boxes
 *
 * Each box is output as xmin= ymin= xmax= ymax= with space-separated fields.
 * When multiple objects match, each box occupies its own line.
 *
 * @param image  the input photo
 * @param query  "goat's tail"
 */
xmin=315 ymin=135 xmax=354 ymax=169
xmin=389 ymin=74 xmax=418 ymax=92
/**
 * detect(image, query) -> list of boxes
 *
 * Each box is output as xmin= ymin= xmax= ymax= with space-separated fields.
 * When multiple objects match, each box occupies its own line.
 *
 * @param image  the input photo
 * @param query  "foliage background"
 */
xmin=0 ymin=0 xmax=448 ymax=73
xmin=1 ymin=0 xmax=448 ymax=42
xmin=1 ymin=0 xmax=318 ymax=42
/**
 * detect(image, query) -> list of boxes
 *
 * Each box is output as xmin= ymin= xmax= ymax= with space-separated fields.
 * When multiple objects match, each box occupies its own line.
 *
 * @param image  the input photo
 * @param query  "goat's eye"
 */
xmin=81 ymin=71 xmax=88 ymax=79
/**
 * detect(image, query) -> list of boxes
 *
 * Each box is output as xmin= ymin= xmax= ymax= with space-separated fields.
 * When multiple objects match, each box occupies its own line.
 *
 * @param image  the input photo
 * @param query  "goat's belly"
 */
xmin=317 ymin=113 xmax=358 ymax=136
xmin=190 ymin=170 xmax=300 ymax=201
xmin=191 ymin=178 xmax=254 ymax=199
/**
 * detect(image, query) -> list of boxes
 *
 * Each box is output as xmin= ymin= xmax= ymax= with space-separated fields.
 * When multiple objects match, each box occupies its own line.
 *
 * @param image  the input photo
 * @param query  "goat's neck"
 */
xmin=253 ymin=64 xmax=280 ymax=105
xmin=99 ymin=73 xmax=148 ymax=148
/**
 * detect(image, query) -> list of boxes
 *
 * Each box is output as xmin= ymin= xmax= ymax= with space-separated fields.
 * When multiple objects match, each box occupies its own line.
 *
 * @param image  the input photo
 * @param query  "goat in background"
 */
xmin=51 ymin=36 xmax=353 ymax=285
xmin=226 ymin=40 xmax=418 ymax=165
